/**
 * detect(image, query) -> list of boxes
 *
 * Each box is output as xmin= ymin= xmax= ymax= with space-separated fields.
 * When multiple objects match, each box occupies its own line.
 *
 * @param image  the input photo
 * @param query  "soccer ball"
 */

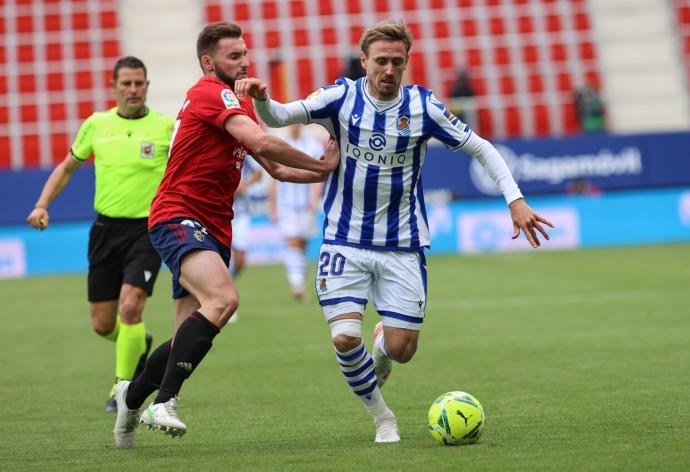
xmin=427 ymin=391 xmax=485 ymax=445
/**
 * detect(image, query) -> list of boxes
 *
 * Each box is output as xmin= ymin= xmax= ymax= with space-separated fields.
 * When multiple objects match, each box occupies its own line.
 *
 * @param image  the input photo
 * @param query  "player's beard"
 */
xmin=214 ymin=63 xmax=248 ymax=90
xmin=214 ymin=67 xmax=236 ymax=89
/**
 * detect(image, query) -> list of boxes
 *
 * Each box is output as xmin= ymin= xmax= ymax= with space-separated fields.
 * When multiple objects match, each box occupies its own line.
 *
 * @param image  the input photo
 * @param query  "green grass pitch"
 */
xmin=1 ymin=244 xmax=689 ymax=471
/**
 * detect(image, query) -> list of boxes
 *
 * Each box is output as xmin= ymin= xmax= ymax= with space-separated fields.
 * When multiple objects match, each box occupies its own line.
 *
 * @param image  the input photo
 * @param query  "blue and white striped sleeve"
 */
xmin=426 ymin=93 xmax=473 ymax=150
xmin=299 ymin=82 xmax=349 ymax=137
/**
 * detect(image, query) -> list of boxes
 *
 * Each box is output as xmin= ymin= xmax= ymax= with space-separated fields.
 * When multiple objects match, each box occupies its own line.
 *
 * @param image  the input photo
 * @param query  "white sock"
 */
xmin=284 ymin=247 xmax=306 ymax=291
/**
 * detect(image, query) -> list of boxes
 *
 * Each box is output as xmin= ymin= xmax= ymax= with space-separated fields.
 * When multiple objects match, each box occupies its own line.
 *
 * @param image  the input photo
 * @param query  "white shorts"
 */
xmin=315 ymin=243 xmax=427 ymax=330
xmin=277 ymin=208 xmax=317 ymax=239
xmin=232 ymin=214 xmax=251 ymax=252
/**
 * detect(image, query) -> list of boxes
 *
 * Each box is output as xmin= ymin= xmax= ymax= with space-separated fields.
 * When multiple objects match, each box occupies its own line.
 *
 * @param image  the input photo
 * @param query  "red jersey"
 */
xmin=149 ymin=76 xmax=258 ymax=247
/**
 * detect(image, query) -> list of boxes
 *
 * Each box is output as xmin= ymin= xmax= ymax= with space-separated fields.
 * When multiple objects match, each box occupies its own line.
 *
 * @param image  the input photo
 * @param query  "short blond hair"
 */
xmin=360 ymin=20 xmax=413 ymax=55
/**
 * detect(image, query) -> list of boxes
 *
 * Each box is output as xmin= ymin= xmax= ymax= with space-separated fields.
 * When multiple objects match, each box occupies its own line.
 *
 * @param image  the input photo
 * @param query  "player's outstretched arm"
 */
xmin=226 ymin=114 xmax=338 ymax=174
xmin=253 ymin=138 xmax=339 ymax=183
xmin=508 ymin=198 xmax=554 ymax=248
xmin=26 ymin=154 xmax=83 ymax=230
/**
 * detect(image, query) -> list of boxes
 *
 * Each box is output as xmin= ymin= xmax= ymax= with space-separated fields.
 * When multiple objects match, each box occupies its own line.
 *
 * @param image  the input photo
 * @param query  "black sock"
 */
xmin=154 ymin=311 xmax=220 ymax=404
xmin=125 ymin=340 xmax=172 ymax=409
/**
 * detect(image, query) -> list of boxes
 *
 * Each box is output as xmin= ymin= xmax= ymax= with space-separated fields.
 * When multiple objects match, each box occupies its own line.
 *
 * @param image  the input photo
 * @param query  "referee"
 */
xmin=27 ymin=56 xmax=174 ymax=412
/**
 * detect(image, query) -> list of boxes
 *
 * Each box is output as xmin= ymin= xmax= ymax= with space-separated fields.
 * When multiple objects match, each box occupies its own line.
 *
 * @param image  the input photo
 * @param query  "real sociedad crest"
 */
xmin=397 ymin=116 xmax=411 ymax=136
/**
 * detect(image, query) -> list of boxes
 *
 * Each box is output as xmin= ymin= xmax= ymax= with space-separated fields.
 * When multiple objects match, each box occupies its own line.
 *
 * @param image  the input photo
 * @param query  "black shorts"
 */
xmin=87 ymin=214 xmax=162 ymax=302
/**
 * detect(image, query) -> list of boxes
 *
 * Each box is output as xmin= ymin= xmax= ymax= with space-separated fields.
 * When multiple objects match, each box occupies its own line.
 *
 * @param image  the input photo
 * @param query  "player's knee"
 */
xmin=91 ymin=317 xmax=115 ymax=337
xmin=118 ymin=299 xmax=144 ymax=324
xmin=332 ymin=334 xmax=362 ymax=353
xmin=207 ymin=293 xmax=239 ymax=325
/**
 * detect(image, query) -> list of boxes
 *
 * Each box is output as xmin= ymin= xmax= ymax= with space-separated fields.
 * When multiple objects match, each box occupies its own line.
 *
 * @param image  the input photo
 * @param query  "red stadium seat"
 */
xmin=556 ymin=72 xmax=573 ymax=92
xmin=374 ymin=0 xmax=389 ymax=13
xmin=346 ymin=1 xmax=361 ymax=14
xmin=579 ymin=42 xmax=595 ymax=61
xmin=291 ymin=0 xmax=307 ymax=17
xmin=437 ymin=50 xmax=453 ymax=68
xmin=262 ymin=1 xmax=279 ymax=19
xmin=434 ymin=21 xmax=449 ymax=39
xmin=517 ymin=16 xmax=534 ymax=34
xmin=297 ymin=58 xmax=314 ymax=97
xmin=522 ymin=45 xmax=539 ymax=64
xmin=533 ymin=104 xmax=550 ymax=136
xmin=72 ymin=12 xmax=89 ymax=30
xmin=545 ymin=14 xmax=561 ymax=32
xmin=476 ymin=108 xmax=494 ymax=137
xmin=49 ymin=104 xmax=66 ymax=122
xmin=51 ymin=133 xmax=70 ymax=162
xmin=500 ymin=75 xmax=516 ymax=95
xmin=574 ymin=12 xmax=590 ymax=31
xmin=19 ymin=74 xmax=36 ymax=94
xmin=505 ymin=106 xmax=521 ymax=136
xmin=494 ymin=46 xmax=511 ymax=65
xmin=561 ymin=103 xmax=579 ymax=134
xmin=23 ymin=135 xmax=40 ymax=167
xmin=0 ymin=137 xmax=9 ymax=168
xmin=528 ymin=74 xmax=543 ymax=93
xmin=16 ymin=15 xmax=33 ymax=34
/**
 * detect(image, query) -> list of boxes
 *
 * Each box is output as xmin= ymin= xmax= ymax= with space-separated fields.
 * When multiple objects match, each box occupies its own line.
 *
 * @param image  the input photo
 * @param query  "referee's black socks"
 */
xmin=154 ymin=311 xmax=220 ymax=405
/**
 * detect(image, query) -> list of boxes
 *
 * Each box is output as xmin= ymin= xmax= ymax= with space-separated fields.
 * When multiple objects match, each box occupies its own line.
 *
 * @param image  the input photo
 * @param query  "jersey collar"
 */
xmin=360 ymin=78 xmax=403 ymax=113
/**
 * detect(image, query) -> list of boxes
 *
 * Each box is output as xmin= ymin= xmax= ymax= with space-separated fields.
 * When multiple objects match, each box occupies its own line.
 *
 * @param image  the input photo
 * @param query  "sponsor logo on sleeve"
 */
xmin=306 ymin=88 xmax=325 ymax=100
xmin=221 ymin=89 xmax=240 ymax=109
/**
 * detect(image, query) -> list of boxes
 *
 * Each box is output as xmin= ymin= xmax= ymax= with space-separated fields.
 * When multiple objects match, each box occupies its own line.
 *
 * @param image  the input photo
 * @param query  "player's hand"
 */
xmin=509 ymin=198 xmax=553 ymax=248
xmin=321 ymin=138 xmax=340 ymax=172
xmin=27 ymin=207 xmax=49 ymax=231
xmin=234 ymin=78 xmax=269 ymax=101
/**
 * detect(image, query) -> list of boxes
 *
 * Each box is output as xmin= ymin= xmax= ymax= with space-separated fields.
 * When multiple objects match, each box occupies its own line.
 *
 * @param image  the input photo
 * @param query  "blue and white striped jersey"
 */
xmin=233 ymin=155 xmax=261 ymax=216
xmin=276 ymin=135 xmax=323 ymax=211
xmin=299 ymin=77 xmax=474 ymax=252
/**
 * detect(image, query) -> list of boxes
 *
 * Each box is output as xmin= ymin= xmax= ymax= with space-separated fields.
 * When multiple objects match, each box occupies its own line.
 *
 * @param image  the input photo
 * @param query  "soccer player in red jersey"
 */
xmin=112 ymin=22 xmax=339 ymax=448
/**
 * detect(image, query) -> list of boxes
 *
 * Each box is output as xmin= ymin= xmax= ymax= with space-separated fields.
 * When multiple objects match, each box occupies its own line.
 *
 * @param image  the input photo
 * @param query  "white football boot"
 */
xmin=113 ymin=381 xmax=140 ymax=448
xmin=140 ymin=397 xmax=187 ymax=437
xmin=374 ymin=408 xmax=400 ymax=443
xmin=372 ymin=322 xmax=392 ymax=388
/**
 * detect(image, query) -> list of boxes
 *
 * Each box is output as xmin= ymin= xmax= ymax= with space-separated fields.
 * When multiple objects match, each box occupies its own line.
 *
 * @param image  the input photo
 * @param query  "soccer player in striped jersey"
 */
xmin=236 ymin=20 xmax=553 ymax=443
xmin=268 ymin=125 xmax=324 ymax=301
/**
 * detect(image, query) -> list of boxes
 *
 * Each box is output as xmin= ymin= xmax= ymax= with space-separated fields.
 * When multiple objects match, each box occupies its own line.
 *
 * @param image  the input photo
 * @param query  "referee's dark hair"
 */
xmin=113 ymin=56 xmax=147 ymax=81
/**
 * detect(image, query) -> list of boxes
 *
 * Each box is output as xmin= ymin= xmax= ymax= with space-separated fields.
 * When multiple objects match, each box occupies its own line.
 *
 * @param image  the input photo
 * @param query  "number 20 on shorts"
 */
xmin=319 ymin=252 xmax=346 ymax=276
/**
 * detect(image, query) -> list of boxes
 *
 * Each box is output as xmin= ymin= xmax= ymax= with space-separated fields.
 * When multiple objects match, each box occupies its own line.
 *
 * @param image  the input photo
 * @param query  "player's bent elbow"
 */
xmin=246 ymin=133 xmax=272 ymax=158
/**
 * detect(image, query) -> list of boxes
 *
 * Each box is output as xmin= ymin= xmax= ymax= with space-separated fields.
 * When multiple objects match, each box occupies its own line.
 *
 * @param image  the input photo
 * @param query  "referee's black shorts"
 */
xmin=87 ymin=214 xmax=162 ymax=302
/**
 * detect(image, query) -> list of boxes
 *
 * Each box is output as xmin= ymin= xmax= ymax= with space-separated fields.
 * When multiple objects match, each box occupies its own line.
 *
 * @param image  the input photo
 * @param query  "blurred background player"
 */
xmin=268 ymin=125 xmax=324 ymax=301
xmin=227 ymin=154 xmax=262 ymax=323
xmin=236 ymin=19 xmax=552 ymax=443
xmin=26 ymin=56 xmax=173 ymax=412
xmin=112 ymin=22 xmax=339 ymax=448
xmin=230 ymin=154 xmax=263 ymax=279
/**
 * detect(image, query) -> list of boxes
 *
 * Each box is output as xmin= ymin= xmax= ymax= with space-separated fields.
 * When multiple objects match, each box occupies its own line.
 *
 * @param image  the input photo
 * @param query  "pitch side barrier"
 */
xmin=421 ymin=130 xmax=690 ymax=199
xmin=1 ymin=130 xmax=689 ymax=226
xmin=1 ymin=187 xmax=689 ymax=278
